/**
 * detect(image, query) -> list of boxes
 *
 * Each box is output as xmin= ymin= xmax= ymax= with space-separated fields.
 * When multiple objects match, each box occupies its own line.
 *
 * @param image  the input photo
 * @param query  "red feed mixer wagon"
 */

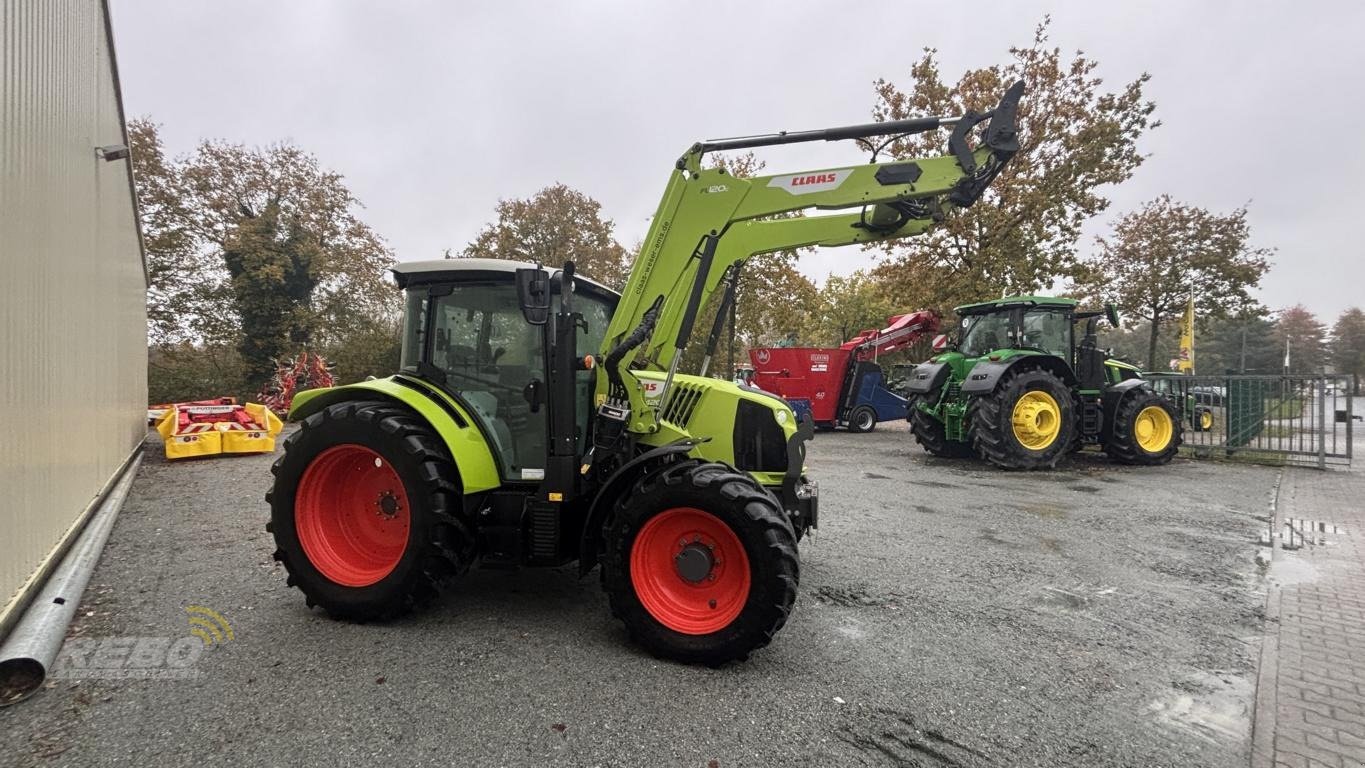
xmin=748 ymin=310 xmax=939 ymax=432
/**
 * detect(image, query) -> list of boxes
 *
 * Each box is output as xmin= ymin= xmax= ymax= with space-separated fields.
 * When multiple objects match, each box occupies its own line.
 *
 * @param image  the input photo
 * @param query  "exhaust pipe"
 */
xmin=0 ymin=454 xmax=142 ymax=706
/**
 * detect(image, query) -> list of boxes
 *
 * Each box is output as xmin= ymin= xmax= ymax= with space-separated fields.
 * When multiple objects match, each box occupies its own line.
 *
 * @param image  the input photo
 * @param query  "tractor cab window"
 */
xmin=959 ymin=312 xmax=1014 ymax=357
xmin=408 ymin=283 xmax=548 ymax=481
xmin=1020 ymin=309 xmax=1072 ymax=358
xmin=571 ymin=291 xmax=614 ymax=453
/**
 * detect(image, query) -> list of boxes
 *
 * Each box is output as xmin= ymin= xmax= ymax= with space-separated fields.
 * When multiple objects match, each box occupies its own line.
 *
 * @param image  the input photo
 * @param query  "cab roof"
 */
xmin=954 ymin=295 xmax=1079 ymax=314
xmin=390 ymin=258 xmax=618 ymax=296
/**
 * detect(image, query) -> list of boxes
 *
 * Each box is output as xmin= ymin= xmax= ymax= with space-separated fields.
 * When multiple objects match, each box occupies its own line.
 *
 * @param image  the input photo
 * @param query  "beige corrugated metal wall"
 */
xmin=0 ymin=0 xmax=147 ymax=626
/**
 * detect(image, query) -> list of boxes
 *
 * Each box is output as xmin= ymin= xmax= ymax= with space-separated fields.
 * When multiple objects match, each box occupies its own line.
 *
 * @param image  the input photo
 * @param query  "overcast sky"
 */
xmin=110 ymin=1 xmax=1365 ymax=322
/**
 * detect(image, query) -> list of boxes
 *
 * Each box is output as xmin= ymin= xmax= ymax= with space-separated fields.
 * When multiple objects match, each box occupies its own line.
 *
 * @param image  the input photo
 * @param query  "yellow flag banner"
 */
xmin=1176 ymin=296 xmax=1195 ymax=373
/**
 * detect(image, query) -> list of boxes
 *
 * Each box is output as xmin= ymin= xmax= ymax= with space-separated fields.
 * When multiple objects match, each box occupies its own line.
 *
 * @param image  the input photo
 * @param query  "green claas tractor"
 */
xmin=905 ymin=295 xmax=1182 ymax=470
xmin=266 ymin=82 xmax=1024 ymax=664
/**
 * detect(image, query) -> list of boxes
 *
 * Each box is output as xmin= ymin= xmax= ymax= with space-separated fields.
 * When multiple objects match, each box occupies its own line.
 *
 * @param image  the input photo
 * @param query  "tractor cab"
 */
xmin=391 ymin=258 xmax=618 ymax=484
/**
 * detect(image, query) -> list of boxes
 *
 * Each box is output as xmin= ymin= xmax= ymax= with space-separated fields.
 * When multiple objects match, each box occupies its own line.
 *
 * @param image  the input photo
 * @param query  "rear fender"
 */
xmin=289 ymin=378 xmax=501 ymax=494
xmin=577 ymin=439 xmax=700 ymax=577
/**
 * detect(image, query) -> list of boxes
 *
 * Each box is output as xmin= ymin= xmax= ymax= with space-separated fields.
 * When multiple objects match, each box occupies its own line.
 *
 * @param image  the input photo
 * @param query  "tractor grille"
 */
xmin=733 ymin=400 xmax=788 ymax=472
xmin=661 ymin=383 xmax=706 ymax=426
xmin=945 ymin=379 xmax=962 ymax=402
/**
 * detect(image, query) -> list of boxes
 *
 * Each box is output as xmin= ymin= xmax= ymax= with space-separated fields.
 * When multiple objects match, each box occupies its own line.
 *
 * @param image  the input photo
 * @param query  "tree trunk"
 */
xmin=1147 ymin=311 xmax=1161 ymax=371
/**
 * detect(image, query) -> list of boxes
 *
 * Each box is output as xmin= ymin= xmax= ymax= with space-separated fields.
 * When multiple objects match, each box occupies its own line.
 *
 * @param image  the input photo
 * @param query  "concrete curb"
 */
xmin=1249 ymin=468 xmax=1283 ymax=768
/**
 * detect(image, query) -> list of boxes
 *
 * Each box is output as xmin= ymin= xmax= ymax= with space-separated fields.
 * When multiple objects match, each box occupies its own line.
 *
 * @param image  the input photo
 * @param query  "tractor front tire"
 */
xmin=602 ymin=460 xmax=799 ymax=666
xmin=907 ymin=394 xmax=973 ymax=458
xmin=1193 ymin=406 xmax=1214 ymax=433
xmin=1105 ymin=390 xmax=1182 ymax=466
xmin=847 ymin=406 xmax=877 ymax=433
xmin=970 ymin=367 xmax=1076 ymax=470
xmin=266 ymin=401 xmax=475 ymax=622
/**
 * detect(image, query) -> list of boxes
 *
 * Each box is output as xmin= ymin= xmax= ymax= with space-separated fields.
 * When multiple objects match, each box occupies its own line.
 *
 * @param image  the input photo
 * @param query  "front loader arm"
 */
xmin=599 ymin=81 xmax=1024 ymax=433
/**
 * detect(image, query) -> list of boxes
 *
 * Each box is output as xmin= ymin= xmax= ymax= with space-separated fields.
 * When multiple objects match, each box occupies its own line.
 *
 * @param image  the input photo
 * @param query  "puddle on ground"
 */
xmin=913 ymin=479 xmax=961 ymax=490
xmin=1283 ymin=518 xmax=1344 ymax=549
xmin=1259 ymin=518 xmax=1345 ymax=550
xmin=1019 ymin=503 xmax=1069 ymax=519
xmin=1148 ymin=671 xmax=1251 ymax=745
xmin=1268 ymin=554 xmax=1319 ymax=587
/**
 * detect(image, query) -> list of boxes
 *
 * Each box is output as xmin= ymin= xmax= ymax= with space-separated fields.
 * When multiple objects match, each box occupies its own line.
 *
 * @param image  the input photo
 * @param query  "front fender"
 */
xmin=904 ymin=362 xmax=952 ymax=395
xmin=958 ymin=360 xmax=1015 ymax=395
xmin=578 ymin=439 xmax=700 ymax=577
xmin=1100 ymin=378 xmax=1152 ymax=444
xmin=289 ymin=377 xmax=501 ymax=494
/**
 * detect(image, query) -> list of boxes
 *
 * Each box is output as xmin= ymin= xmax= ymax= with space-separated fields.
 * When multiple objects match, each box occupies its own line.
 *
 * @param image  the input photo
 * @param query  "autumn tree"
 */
xmin=806 ymin=270 xmax=898 ymax=347
xmin=130 ymin=119 xmax=395 ymax=389
xmin=869 ymin=18 xmax=1158 ymax=310
xmin=1274 ymin=305 xmax=1328 ymax=373
xmin=464 ymin=184 xmax=630 ymax=290
xmin=1075 ymin=196 xmax=1271 ymax=369
xmin=1330 ymin=308 xmax=1365 ymax=389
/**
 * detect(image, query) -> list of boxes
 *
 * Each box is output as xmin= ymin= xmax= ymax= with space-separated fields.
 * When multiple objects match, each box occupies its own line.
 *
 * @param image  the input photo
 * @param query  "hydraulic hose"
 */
xmin=604 ymin=296 xmax=663 ymax=400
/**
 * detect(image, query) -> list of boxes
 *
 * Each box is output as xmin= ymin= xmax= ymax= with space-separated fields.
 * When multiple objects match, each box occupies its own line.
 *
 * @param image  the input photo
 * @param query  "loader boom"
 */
xmin=600 ymin=81 xmax=1025 ymax=432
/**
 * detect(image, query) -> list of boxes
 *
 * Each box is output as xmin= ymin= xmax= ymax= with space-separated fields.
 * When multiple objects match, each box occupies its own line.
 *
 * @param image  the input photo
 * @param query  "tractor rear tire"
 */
xmin=847 ymin=406 xmax=877 ymax=433
xmin=266 ymin=401 xmax=475 ymax=622
xmin=1105 ymin=390 xmax=1182 ymax=466
xmin=907 ymin=394 xmax=973 ymax=458
xmin=602 ymin=460 xmax=799 ymax=666
xmin=970 ymin=367 xmax=1076 ymax=470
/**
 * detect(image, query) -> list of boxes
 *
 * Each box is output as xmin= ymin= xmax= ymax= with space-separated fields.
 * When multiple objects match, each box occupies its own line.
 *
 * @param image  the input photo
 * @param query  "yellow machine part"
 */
xmin=155 ymin=403 xmax=283 ymax=460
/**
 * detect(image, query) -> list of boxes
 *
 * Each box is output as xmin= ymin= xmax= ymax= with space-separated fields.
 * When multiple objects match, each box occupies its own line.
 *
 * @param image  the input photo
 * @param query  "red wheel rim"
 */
xmin=629 ymin=507 xmax=752 ymax=635
xmin=295 ymin=444 xmax=411 ymax=587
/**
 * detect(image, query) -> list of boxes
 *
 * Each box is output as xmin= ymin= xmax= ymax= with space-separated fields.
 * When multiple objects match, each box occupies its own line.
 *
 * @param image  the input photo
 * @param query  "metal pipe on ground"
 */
xmin=0 ymin=454 xmax=143 ymax=706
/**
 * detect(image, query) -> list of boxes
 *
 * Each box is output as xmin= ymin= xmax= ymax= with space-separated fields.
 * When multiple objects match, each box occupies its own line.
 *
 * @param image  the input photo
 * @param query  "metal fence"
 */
xmin=1145 ymin=373 xmax=1355 ymax=469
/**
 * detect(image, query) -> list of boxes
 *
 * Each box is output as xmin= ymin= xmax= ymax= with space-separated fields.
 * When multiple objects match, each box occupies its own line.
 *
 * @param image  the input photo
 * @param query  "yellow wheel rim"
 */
xmin=1011 ymin=390 xmax=1062 ymax=450
xmin=1135 ymin=406 xmax=1174 ymax=452
xmin=1199 ymin=410 xmax=1213 ymax=430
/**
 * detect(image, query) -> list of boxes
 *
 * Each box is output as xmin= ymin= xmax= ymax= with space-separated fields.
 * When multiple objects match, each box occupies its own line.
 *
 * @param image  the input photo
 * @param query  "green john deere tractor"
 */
xmin=905 ymin=295 xmax=1182 ymax=470
xmin=265 ymin=83 xmax=1025 ymax=664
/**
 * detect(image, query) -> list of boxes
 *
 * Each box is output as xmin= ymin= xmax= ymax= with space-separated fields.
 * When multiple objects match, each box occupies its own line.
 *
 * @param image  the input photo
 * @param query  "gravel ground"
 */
xmin=1 ymin=422 xmax=1273 ymax=767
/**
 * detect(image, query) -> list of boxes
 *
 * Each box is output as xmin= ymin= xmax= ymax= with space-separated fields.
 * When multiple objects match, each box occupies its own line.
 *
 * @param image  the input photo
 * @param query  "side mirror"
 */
xmin=1105 ymin=303 xmax=1121 ymax=329
xmin=515 ymin=267 xmax=550 ymax=325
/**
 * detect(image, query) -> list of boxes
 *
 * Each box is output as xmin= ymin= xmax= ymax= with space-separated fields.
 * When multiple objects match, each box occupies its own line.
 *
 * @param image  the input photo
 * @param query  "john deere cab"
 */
xmin=266 ymin=81 xmax=1024 ymax=665
xmin=905 ymin=296 xmax=1182 ymax=469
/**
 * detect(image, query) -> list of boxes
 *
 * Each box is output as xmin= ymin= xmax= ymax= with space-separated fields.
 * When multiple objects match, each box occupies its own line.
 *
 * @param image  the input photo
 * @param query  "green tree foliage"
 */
xmin=1330 ymin=308 xmax=1365 ymax=389
xmin=1197 ymin=314 xmax=1280 ymax=374
xmin=869 ymin=18 xmax=1157 ymax=311
xmin=464 ymin=184 xmax=630 ymax=291
xmin=805 ymin=270 xmax=898 ymax=347
xmin=1274 ymin=305 xmax=1328 ymax=373
xmin=1076 ymin=195 xmax=1271 ymax=369
xmin=130 ymin=119 xmax=396 ymax=393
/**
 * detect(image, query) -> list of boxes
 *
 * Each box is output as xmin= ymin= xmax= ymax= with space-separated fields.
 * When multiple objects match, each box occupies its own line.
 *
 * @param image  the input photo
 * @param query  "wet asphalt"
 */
xmin=1 ymin=423 xmax=1274 ymax=767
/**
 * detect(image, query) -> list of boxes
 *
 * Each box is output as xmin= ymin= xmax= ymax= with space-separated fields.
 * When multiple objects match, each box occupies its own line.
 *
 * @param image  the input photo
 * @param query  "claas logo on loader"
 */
xmin=768 ymin=169 xmax=852 ymax=195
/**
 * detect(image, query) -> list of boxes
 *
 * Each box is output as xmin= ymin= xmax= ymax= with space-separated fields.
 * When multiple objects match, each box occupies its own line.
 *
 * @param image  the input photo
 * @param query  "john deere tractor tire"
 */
xmin=1193 ymin=406 xmax=1214 ymax=433
xmin=602 ymin=459 xmax=799 ymax=666
xmin=847 ymin=406 xmax=877 ymax=433
xmin=970 ymin=367 xmax=1076 ymax=470
xmin=266 ymin=401 xmax=475 ymax=622
xmin=1105 ymin=390 xmax=1182 ymax=466
xmin=907 ymin=394 xmax=974 ymax=458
